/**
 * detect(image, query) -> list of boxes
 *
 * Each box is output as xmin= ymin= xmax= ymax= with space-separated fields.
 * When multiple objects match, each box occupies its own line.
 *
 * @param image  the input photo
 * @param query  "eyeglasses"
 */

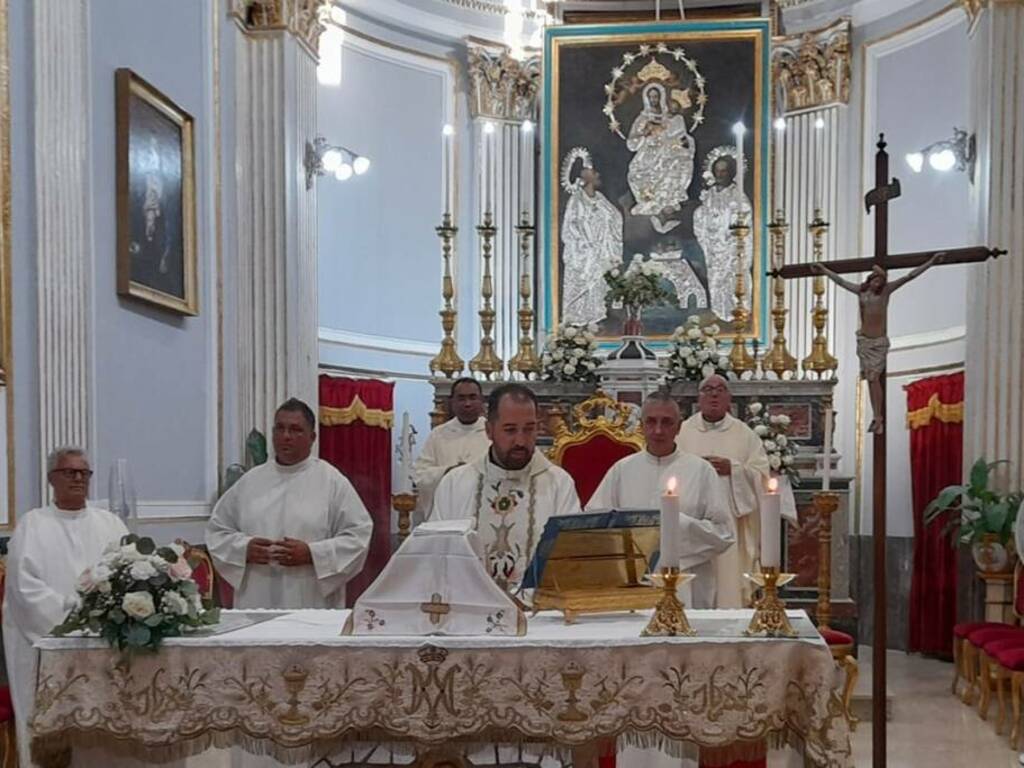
xmin=51 ymin=468 xmax=93 ymax=480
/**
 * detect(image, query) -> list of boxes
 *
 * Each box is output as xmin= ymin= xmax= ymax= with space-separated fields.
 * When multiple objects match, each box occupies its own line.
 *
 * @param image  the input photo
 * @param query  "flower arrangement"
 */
xmin=541 ymin=323 xmax=602 ymax=383
xmin=665 ymin=316 xmax=732 ymax=381
xmin=746 ymin=401 xmax=799 ymax=483
xmin=602 ymin=255 xmax=677 ymax=316
xmin=54 ymin=534 xmax=220 ymax=652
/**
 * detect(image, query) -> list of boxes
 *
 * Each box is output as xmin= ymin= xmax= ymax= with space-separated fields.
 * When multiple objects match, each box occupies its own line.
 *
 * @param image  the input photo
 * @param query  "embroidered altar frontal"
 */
xmin=30 ymin=609 xmax=852 ymax=767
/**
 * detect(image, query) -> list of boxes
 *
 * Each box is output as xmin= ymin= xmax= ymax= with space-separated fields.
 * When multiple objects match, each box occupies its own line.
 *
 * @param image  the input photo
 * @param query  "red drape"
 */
xmin=907 ymin=371 xmax=964 ymax=656
xmin=318 ymin=374 xmax=394 ymax=606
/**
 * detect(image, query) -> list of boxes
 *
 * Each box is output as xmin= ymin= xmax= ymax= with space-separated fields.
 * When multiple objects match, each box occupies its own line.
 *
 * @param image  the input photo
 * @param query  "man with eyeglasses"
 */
xmin=3 ymin=447 xmax=128 ymax=768
xmin=677 ymin=374 xmax=788 ymax=608
xmin=206 ymin=398 xmax=373 ymax=609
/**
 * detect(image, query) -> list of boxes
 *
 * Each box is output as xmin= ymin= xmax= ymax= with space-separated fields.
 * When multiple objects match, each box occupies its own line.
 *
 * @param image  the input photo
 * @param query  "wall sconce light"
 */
xmin=905 ymin=127 xmax=975 ymax=179
xmin=304 ymin=136 xmax=371 ymax=189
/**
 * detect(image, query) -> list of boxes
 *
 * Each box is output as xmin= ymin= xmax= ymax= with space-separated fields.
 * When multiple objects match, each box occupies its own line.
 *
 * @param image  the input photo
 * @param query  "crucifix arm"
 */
xmin=810 ymin=262 xmax=860 ymax=293
xmin=886 ymin=251 xmax=944 ymax=293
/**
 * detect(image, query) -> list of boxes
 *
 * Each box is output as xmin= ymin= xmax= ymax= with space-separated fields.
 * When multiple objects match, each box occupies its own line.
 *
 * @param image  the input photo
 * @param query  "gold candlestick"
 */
xmin=744 ymin=567 xmax=797 ymax=637
xmin=641 ymin=568 xmax=696 ymax=637
xmin=813 ymin=491 xmax=840 ymax=630
xmin=509 ymin=212 xmax=541 ymax=379
xmin=765 ymin=211 xmax=797 ymax=376
xmin=728 ymin=215 xmax=755 ymax=373
xmin=429 ymin=213 xmax=465 ymax=378
xmin=469 ymin=211 xmax=504 ymax=380
xmin=802 ymin=211 xmax=838 ymax=378
xmin=392 ymin=492 xmax=417 ymax=543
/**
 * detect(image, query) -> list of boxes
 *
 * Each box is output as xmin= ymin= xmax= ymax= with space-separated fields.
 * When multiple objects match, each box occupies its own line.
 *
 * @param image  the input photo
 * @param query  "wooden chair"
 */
xmin=0 ymin=557 xmax=17 ymax=768
xmin=547 ymin=390 xmax=644 ymax=507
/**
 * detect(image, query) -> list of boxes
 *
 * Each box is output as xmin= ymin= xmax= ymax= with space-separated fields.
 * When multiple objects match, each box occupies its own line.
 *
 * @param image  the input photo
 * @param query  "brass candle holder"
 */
xmin=744 ymin=567 xmax=797 ymax=637
xmin=392 ymin=492 xmax=417 ymax=542
xmin=802 ymin=210 xmax=837 ymax=378
xmin=429 ymin=213 xmax=464 ymax=378
xmin=765 ymin=211 xmax=797 ymax=377
xmin=509 ymin=211 xmax=541 ymax=379
xmin=641 ymin=568 xmax=696 ymax=637
xmin=728 ymin=215 xmax=755 ymax=374
xmin=469 ymin=211 xmax=504 ymax=380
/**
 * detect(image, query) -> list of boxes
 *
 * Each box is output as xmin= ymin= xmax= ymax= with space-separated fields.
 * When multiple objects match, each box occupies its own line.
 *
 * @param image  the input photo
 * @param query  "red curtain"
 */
xmin=318 ymin=374 xmax=394 ymax=606
xmin=907 ymin=371 xmax=964 ymax=656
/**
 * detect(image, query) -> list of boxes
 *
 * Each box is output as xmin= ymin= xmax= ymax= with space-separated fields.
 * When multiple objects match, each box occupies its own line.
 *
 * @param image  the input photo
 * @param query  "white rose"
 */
xmin=763 ymin=440 xmax=778 ymax=452
xmin=120 ymin=544 xmax=145 ymax=562
xmin=769 ymin=454 xmax=782 ymax=470
xmin=161 ymin=591 xmax=190 ymax=617
xmin=130 ymin=560 xmax=158 ymax=581
xmin=748 ymin=402 xmax=763 ymax=415
xmin=122 ymin=591 xmax=156 ymax=620
xmin=586 ymin=361 xmax=597 ymax=370
xmin=553 ymin=349 xmax=564 ymax=360
xmin=573 ymin=348 xmax=584 ymax=358
xmin=686 ymin=356 xmax=697 ymax=367
xmin=564 ymin=326 xmax=577 ymax=339
xmin=701 ymin=364 xmax=714 ymax=378
xmin=754 ymin=424 xmax=769 ymax=436
xmin=778 ymin=415 xmax=792 ymax=426
xmin=563 ymin=364 xmax=575 ymax=375
xmin=686 ymin=327 xmax=702 ymax=340
xmin=588 ymin=322 xmax=599 ymax=334
xmin=776 ymin=435 xmax=788 ymax=447
xmin=97 ymin=580 xmax=112 ymax=594
xmin=782 ymin=454 xmax=794 ymax=465
xmin=610 ymin=268 xmax=620 ymax=278
xmin=706 ymin=324 xmax=720 ymax=336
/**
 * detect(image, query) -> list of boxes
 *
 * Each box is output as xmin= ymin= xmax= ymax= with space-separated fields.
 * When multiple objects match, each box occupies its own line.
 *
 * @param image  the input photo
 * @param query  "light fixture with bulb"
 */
xmin=304 ymin=136 xmax=371 ymax=189
xmin=904 ymin=127 xmax=975 ymax=179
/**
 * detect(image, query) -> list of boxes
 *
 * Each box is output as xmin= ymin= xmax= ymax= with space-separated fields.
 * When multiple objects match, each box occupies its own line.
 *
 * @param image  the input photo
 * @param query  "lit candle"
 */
xmin=442 ymin=124 xmax=454 ymax=218
xmin=659 ymin=476 xmax=681 ymax=570
xmin=761 ymin=476 xmax=782 ymax=569
xmin=822 ymin=404 xmax=833 ymax=491
xmin=483 ymin=121 xmax=495 ymax=216
xmin=520 ymin=119 xmax=533 ymax=217
xmin=732 ymin=121 xmax=746 ymax=192
xmin=773 ymin=116 xmax=786 ymax=215
xmin=813 ymin=115 xmax=825 ymax=212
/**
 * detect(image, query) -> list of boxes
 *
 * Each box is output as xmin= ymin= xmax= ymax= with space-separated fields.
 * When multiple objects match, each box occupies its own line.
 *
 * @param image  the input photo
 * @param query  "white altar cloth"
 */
xmin=30 ymin=609 xmax=852 ymax=768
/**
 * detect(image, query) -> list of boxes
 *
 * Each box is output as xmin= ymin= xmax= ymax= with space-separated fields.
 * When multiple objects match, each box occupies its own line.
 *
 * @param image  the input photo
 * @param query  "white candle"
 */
xmin=773 ymin=117 xmax=786 ymax=215
xmin=813 ymin=115 xmax=825 ymax=212
xmin=761 ymin=476 xmax=782 ymax=569
xmin=483 ymin=121 xmax=495 ymax=215
xmin=822 ymin=404 xmax=833 ymax=491
xmin=442 ymin=124 xmax=454 ymax=218
xmin=732 ymin=121 xmax=746 ymax=192
xmin=659 ymin=476 xmax=681 ymax=570
xmin=520 ymin=119 xmax=533 ymax=216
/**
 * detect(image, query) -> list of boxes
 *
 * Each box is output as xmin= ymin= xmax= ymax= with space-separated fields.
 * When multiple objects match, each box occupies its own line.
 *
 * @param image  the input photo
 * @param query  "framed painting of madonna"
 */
xmin=542 ymin=20 xmax=771 ymax=345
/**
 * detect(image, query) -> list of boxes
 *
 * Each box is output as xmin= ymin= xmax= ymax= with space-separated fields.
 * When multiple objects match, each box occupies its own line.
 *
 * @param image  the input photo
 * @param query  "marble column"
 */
xmin=230 ymin=0 xmax=324 ymax=444
xmin=34 ymin=0 xmax=92 ymax=498
xmin=963 ymin=0 xmax=1024 ymax=488
xmin=467 ymin=44 xmax=540 ymax=366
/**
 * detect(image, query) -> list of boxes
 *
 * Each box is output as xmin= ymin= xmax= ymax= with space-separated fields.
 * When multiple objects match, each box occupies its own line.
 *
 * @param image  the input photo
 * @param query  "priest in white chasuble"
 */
xmin=676 ymin=375 xmax=783 ymax=608
xmin=430 ymin=383 xmax=582 ymax=591
xmin=587 ymin=391 xmax=733 ymax=609
xmin=413 ymin=376 xmax=489 ymax=520
xmin=206 ymin=398 xmax=373 ymax=609
xmin=3 ymin=447 xmax=128 ymax=768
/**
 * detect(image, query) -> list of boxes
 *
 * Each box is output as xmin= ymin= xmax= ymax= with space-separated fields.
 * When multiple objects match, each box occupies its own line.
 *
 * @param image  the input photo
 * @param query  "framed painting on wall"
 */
xmin=542 ymin=19 xmax=771 ymax=346
xmin=115 ymin=68 xmax=198 ymax=315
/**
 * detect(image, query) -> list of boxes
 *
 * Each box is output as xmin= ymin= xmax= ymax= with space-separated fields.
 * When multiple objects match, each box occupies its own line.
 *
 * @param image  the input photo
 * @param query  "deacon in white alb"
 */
xmin=3 ymin=447 xmax=128 ymax=768
xmin=206 ymin=398 xmax=373 ymax=609
xmin=587 ymin=391 xmax=733 ymax=609
xmin=430 ymin=383 xmax=582 ymax=592
xmin=677 ymin=375 xmax=793 ymax=607
xmin=413 ymin=377 xmax=490 ymax=521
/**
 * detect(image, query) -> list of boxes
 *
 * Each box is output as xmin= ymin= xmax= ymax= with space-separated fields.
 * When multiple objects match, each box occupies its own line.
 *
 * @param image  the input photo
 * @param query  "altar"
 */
xmin=29 ymin=609 xmax=852 ymax=768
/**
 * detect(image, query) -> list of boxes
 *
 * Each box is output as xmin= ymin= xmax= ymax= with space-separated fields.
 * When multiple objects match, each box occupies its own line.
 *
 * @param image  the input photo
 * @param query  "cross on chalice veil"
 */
xmin=420 ymin=593 xmax=451 ymax=626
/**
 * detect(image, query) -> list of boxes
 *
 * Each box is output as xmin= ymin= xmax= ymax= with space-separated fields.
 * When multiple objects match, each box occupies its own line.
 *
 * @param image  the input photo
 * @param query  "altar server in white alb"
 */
xmin=3 ymin=447 xmax=128 ymax=768
xmin=413 ymin=376 xmax=490 ymax=520
xmin=587 ymin=391 xmax=734 ymax=608
xmin=677 ymin=375 xmax=794 ymax=607
xmin=206 ymin=398 xmax=373 ymax=609
xmin=430 ymin=383 xmax=582 ymax=591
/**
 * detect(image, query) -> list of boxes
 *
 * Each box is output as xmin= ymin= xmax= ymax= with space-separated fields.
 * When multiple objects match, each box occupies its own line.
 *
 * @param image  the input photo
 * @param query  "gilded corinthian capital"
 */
xmin=230 ymin=0 xmax=331 ymax=58
xmin=467 ymin=44 xmax=541 ymax=122
xmin=772 ymin=18 xmax=851 ymax=113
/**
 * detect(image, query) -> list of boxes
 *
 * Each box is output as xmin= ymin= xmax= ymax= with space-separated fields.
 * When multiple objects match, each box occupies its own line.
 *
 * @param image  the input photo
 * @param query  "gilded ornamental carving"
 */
xmin=229 ymin=0 xmax=331 ymax=57
xmin=772 ymin=18 xmax=851 ymax=112
xmin=467 ymin=44 xmax=541 ymax=121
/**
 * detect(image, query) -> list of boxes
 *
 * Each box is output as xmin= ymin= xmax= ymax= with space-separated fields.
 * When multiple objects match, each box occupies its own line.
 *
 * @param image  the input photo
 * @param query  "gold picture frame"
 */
xmin=116 ymin=68 xmax=198 ymax=315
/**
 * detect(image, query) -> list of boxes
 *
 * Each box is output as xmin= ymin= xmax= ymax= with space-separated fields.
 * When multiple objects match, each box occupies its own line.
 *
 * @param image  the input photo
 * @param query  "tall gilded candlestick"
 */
xmin=728 ymin=214 xmax=755 ymax=373
xmin=429 ymin=213 xmax=464 ymax=378
xmin=765 ymin=213 xmax=797 ymax=376
xmin=802 ymin=211 xmax=838 ymax=378
xmin=643 ymin=476 xmax=696 ymax=637
xmin=509 ymin=212 xmax=541 ymax=379
xmin=469 ymin=211 xmax=504 ymax=379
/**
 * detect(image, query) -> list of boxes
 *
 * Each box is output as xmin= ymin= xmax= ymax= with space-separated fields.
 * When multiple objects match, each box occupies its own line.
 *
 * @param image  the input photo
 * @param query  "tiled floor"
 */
xmin=851 ymin=646 xmax=1022 ymax=767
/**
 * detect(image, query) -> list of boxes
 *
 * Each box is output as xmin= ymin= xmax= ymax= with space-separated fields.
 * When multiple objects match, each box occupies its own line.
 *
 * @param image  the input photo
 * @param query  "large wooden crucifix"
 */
xmin=774 ymin=135 xmax=1004 ymax=766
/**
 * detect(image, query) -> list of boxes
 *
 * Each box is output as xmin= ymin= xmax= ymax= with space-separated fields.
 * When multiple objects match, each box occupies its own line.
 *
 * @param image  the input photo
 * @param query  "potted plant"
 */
xmin=924 ymin=458 xmax=1024 ymax=574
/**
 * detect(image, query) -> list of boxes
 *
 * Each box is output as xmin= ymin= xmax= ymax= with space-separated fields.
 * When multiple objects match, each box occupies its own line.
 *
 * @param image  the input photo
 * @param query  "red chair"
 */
xmin=176 ymin=540 xmax=234 ymax=609
xmin=976 ymin=563 xmax=1024 ymax=739
xmin=0 ymin=556 xmax=16 ymax=768
xmin=547 ymin=391 xmax=644 ymax=507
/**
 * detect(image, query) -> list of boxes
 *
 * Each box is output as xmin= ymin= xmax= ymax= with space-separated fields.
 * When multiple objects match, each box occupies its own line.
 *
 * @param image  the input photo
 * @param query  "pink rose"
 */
xmin=168 ymin=558 xmax=193 ymax=581
xmin=76 ymin=568 xmax=96 ymax=593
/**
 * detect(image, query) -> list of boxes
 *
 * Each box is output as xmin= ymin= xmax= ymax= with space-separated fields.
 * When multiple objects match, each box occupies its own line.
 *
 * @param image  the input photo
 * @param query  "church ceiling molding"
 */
xmin=229 ymin=0 xmax=331 ymax=59
xmin=772 ymin=16 xmax=850 ymax=113
xmin=467 ymin=43 xmax=541 ymax=121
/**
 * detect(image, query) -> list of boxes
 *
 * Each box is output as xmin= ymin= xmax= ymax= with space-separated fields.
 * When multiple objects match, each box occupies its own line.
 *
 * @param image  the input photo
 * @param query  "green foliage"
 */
xmin=924 ymin=458 xmax=1024 ymax=546
xmin=221 ymin=428 xmax=268 ymax=496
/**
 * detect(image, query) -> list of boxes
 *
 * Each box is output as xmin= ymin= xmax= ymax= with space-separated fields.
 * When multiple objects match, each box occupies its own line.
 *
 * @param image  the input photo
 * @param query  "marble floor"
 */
xmin=851 ymin=646 xmax=1023 ymax=767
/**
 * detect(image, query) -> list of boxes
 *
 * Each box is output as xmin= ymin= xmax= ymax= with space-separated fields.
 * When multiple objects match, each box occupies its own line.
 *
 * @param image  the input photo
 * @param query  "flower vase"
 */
xmin=623 ymin=304 xmax=644 ymax=337
xmin=605 ymin=304 xmax=658 ymax=365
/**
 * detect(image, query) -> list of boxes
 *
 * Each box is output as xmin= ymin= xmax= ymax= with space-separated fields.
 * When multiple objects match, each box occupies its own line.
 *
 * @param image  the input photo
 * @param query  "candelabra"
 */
xmin=728 ymin=215 xmax=755 ymax=374
xmin=509 ymin=212 xmax=541 ymax=379
xmin=429 ymin=213 xmax=464 ymax=378
xmin=744 ymin=567 xmax=797 ymax=637
xmin=765 ymin=211 xmax=798 ymax=377
xmin=469 ymin=211 xmax=504 ymax=379
xmin=641 ymin=568 xmax=696 ymax=637
xmin=802 ymin=210 xmax=838 ymax=378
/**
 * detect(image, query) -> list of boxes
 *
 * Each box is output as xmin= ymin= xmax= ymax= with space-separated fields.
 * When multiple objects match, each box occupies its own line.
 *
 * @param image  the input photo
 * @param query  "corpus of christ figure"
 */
xmin=810 ymin=254 xmax=940 ymax=434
